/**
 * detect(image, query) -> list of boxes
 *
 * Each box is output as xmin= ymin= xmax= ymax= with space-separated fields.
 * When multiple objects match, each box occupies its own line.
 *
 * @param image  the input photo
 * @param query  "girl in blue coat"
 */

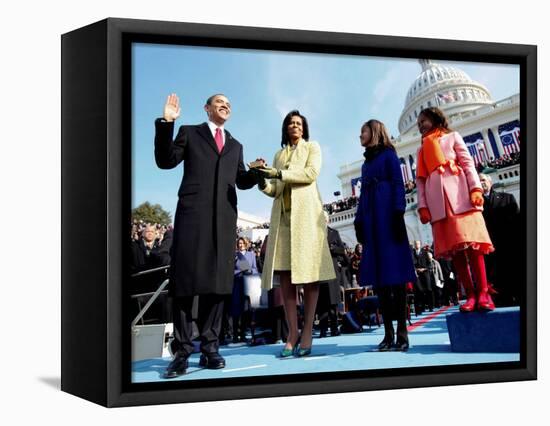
xmin=354 ymin=119 xmax=416 ymax=351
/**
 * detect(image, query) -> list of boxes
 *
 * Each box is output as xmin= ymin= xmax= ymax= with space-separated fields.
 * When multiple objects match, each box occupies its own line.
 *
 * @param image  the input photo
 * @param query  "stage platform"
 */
xmin=132 ymin=305 xmax=520 ymax=383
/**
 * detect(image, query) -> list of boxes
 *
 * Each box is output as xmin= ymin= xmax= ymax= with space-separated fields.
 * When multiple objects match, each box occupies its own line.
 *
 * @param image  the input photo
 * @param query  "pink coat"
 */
xmin=416 ymin=131 xmax=483 ymax=223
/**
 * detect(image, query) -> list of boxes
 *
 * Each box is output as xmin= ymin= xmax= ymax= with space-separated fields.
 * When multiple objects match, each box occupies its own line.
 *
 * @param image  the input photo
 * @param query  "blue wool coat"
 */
xmin=354 ymin=148 xmax=416 ymax=288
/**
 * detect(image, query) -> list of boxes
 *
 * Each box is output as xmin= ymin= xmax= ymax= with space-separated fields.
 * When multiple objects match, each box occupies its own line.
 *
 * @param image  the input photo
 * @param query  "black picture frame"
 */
xmin=61 ymin=17 xmax=537 ymax=407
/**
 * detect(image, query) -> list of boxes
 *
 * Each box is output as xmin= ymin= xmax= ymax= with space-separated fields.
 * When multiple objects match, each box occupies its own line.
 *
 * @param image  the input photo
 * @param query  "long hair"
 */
xmin=418 ymin=107 xmax=452 ymax=132
xmin=361 ymin=119 xmax=396 ymax=152
xmin=281 ymin=110 xmax=310 ymax=148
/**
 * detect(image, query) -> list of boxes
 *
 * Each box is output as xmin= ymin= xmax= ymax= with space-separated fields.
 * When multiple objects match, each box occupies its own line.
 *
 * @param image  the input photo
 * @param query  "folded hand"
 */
xmin=248 ymin=168 xmax=267 ymax=189
xmin=257 ymin=166 xmax=281 ymax=179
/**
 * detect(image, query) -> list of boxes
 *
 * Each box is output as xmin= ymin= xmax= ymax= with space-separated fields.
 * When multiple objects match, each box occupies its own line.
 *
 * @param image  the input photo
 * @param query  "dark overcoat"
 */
xmin=412 ymin=247 xmax=432 ymax=291
xmin=154 ymin=120 xmax=255 ymax=297
xmin=322 ymin=226 xmax=348 ymax=305
xmin=354 ymin=147 xmax=416 ymax=288
xmin=482 ymin=189 xmax=520 ymax=304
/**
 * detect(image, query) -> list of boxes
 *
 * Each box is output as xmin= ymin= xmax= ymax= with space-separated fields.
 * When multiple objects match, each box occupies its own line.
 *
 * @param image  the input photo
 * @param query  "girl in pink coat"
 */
xmin=415 ymin=107 xmax=495 ymax=312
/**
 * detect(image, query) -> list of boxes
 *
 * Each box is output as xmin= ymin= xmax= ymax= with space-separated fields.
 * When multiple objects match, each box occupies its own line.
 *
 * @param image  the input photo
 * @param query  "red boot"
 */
xmin=469 ymin=249 xmax=495 ymax=311
xmin=469 ymin=250 xmax=495 ymax=311
xmin=453 ymin=251 xmax=476 ymax=313
xmin=460 ymin=289 xmax=477 ymax=313
xmin=477 ymin=288 xmax=495 ymax=311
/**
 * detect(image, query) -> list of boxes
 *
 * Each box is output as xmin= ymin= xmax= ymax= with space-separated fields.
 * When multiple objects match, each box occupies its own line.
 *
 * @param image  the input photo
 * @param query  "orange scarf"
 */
xmin=416 ymin=128 xmax=460 ymax=179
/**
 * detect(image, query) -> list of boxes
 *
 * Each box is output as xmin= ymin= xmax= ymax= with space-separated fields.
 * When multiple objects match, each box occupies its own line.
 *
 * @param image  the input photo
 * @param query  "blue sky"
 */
xmin=132 ymin=43 xmax=519 ymax=221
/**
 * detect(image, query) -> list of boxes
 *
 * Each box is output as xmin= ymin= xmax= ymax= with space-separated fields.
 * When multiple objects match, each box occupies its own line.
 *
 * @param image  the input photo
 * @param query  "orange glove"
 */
xmin=418 ymin=208 xmax=431 ymax=224
xmin=470 ymin=189 xmax=484 ymax=207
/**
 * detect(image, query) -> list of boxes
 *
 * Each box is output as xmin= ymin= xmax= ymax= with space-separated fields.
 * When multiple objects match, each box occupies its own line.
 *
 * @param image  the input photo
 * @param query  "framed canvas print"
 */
xmin=61 ymin=17 xmax=537 ymax=407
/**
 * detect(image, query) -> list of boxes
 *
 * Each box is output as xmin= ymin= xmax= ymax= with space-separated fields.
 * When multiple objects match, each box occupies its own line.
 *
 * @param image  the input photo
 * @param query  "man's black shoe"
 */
xmin=199 ymin=352 xmax=226 ymax=369
xmin=394 ymin=337 xmax=410 ymax=352
xmin=164 ymin=354 xmax=188 ymax=379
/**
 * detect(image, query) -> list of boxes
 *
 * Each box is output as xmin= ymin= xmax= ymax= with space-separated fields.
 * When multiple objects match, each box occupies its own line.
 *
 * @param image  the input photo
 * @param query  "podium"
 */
xmin=446 ymin=307 xmax=520 ymax=353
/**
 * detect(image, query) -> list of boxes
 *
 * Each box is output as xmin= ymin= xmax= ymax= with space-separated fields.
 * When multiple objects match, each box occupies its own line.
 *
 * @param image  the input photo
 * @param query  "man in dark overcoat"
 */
xmin=317 ymin=218 xmax=347 ymax=337
xmin=154 ymin=93 xmax=257 ymax=378
xmin=479 ymin=173 xmax=520 ymax=306
xmin=411 ymin=240 xmax=433 ymax=314
xmin=130 ymin=224 xmax=171 ymax=275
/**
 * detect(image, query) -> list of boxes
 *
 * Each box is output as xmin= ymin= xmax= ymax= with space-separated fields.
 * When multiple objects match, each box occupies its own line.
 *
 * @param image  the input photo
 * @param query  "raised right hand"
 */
xmin=163 ymin=93 xmax=181 ymax=122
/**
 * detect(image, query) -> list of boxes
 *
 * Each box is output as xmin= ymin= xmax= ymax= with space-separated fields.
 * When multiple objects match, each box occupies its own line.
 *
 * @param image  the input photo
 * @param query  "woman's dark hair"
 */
xmin=418 ymin=107 xmax=452 ymax=132
xmin=361 ymin=119 xmax=396 ymax=152
xmin=281 ymin=110 xmax=310 ymax=147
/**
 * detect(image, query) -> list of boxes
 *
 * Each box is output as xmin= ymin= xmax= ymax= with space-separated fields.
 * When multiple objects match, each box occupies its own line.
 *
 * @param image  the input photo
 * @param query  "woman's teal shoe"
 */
xmin=280 ymin=346 xmax=296 ymax=358
xmin=296 ymin=345 xmax=312 ymax=357
xmin=280 ymin=336 xmax=301 ymax=358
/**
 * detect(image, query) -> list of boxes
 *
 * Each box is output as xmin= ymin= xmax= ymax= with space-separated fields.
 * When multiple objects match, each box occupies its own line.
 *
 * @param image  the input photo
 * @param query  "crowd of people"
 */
xmin=236 ymin=223 xmax=269 ymax=236
xmin=252 ymin=222 xmax=270 ymax=229
xmin=129 ymin=220 xmax=174 ymax=324
xmin=128 ymin=219 xmax=466 ymax=344
xmin=129 ymin=221 xmax=453 ymax=333
xmin=323 ymin=196 xmax=358 ymax=214
xmin=322 ymin=179 xmax=417 ymax=216
xmin=476 ymin=152 xmax=520 ymax=173
xmin=321 ymin=154 xmax=520 ymax=216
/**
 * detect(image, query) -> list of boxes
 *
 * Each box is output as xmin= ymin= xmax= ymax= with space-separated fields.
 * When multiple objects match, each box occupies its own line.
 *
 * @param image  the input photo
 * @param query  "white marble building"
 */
xmin=330 ymin=59 xmax=520 ymax=248
xmin=237 ymin=210 xmax=269 ymax=243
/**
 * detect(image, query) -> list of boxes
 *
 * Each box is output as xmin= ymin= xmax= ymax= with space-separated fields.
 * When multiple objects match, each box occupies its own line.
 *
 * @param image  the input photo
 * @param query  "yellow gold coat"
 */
xmin=260 ymin=139 xmax=336 ymax=289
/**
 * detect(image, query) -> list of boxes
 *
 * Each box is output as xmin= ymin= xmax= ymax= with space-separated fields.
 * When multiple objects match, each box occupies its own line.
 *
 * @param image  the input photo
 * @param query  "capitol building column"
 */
xmin=490 ymin=126 xmax=505 ymax=158
xmin=405 ymin=157 xmax=413 ymax=181
xmin=481 ymin=128 xmax=495 ymax=160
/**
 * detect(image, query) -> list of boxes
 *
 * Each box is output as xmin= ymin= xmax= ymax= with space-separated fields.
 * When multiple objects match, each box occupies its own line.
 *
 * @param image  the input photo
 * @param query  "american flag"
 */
xmin=437 ymin=92 xmax=455 ymax=104
xmin=500 ymin=127 xmax=520 ymax=156
xmin=466 ymin=139 xmax=486 ymax=165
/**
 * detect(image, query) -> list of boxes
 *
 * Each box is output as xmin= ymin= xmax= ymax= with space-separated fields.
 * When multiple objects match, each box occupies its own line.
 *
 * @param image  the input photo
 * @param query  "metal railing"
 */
xmin=130 ymin=264 xmax=170 ymax=326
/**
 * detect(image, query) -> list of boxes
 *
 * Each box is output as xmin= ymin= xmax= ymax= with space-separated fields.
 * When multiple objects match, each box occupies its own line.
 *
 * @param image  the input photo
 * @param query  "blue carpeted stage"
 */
xmin=132 ymin=306 xmax=520 ymax=383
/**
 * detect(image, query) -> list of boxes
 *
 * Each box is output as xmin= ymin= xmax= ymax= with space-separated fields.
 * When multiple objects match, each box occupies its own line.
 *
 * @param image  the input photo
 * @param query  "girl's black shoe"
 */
xmin=378 ymin=335 xmax=395 ymax=351
xmin=394 ymin=337 xmax=409 ymax=352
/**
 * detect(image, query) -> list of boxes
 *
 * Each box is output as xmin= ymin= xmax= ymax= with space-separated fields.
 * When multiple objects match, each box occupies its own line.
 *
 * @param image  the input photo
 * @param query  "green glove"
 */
xmin=257 ymin=166 xmax=282 ymax=179
xmin=258 ymin=177 xmax=267 ymax=190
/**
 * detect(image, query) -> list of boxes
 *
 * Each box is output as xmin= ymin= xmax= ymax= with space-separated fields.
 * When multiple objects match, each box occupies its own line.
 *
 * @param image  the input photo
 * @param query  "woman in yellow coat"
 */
xmin=254 ymin=110 xmax=336 ymax=357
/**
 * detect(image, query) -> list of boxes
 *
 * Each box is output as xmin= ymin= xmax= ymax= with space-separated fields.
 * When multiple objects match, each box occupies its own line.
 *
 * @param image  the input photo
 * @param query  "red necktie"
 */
xmin=215 ymin=128 xmax=223 ymax=153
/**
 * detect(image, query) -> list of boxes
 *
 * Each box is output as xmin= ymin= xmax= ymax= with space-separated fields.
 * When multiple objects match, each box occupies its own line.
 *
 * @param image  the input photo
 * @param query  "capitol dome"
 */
xmin=398 ymin=59 xmax=493 ymax=135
